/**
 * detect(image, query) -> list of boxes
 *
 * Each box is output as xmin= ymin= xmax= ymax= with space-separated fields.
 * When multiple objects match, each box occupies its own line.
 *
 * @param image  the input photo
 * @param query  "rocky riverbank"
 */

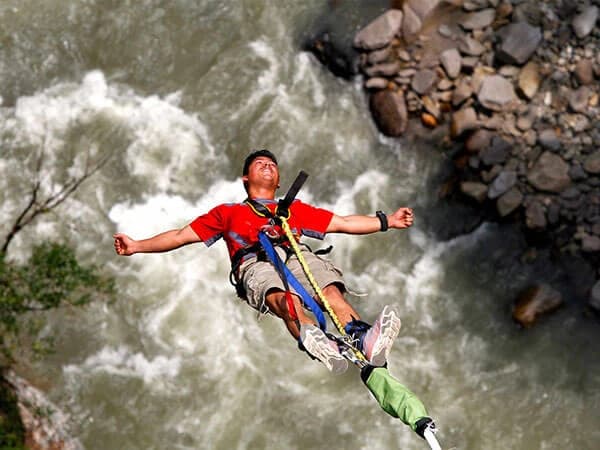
xmin=308 ymin=0 xmax=600 ymax=326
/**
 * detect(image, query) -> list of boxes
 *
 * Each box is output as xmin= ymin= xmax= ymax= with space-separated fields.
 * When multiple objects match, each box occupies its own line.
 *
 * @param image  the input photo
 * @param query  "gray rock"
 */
xmin=451 ymin=107 xmax=479 ymax=137
xmin=459 ymin=35 xmax=486 ymax=56
xmin=440 ymin=48 xmax=462 ymax=79
xmin=461 ymin=56 xmax=480 ymax=71
xmin=572 ymin=5 xmax=598 ymax=39
xmin=488 ymin=170 xmax=517 ymax=199
xmin=538 ymin=128 xmax=562 ymax=151
xmin=411 ymin=69 xmax=437 ymax=94
xmin=369 ymin=89 xmax=408 ymax=136
xmin=365 ymin=77 xmax=389 ymax=89
xmin=583 ymin=152 xmax=600 ymax=174
xmin=527 ymin=152 xmax=571 ymax=193
xmin=569 ymin=163 xmax=588 ymax=181
xmin=437 ymin=78 xmax=454 ymax=91
xmin=397 ymin=49 xmax=411 ymax=62
xmin=477 ymin=75 xmax=517 ymax=111
xmin=460 ymin=181 xmax=488 ymax=203
xmin=422 ymin=96 xmax=441 ymax=119
xmin=480 ymin=136 xmax=511 ymax=165
xmin=574 ymin=59 xmax=595 ymax=85
xmin=569 ymin=86 xmax=591 ymax=113
xmin=495 ymin=22 xmax=542 ymax=65
xmin=438 ymin=24 xmax=455 ymax=38
xmin=518 ymin=61 xmax=541 ymax=99
xmin=453 ymin=80 xmax=473 ymax=106
xmin=582 ymin=234 xmax=600 ymax=252
xmin=366 ymin=46 xmax=392 ymax=65
xmin=365 ymin=61 xmax=402 ymax=77
xmin=465 ymin=129 xmax=493 ymax=153
xmin=460 ymin=8 xmax=496 ymax=30
xmin=499 ymin=65 xmax=521 ymax=78
xmin=517 ymin=113 xmax=534 ymax=131
xmin=403 ymin=4 xmax=422 ymax=38
xmin=354 ymin=10 xmax=404 ymax=50
xmin=406 ymin=0 xmax=440 ymax=21
xmin=497 ymin=187 xmax=523 ymax=216
xmin=525 ymin=201 xmax=547 ymax=229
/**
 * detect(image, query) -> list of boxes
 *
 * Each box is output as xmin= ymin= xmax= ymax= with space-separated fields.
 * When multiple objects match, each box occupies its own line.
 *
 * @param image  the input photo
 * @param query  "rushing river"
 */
xmin=1 ymin=1 xmax=599 ymax=449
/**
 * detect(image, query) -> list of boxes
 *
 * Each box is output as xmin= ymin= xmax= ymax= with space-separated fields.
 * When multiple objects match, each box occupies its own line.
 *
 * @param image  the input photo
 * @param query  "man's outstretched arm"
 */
xmin=113 ymin=225 xmax=201 ymax=256
xmin=326 ymin=207 xmax=414 ymax=234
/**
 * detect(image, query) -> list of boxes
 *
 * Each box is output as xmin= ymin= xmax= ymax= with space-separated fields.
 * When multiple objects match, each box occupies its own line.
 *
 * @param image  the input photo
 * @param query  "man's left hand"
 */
xmin=388 ymin=207 xmax=414 ymax=229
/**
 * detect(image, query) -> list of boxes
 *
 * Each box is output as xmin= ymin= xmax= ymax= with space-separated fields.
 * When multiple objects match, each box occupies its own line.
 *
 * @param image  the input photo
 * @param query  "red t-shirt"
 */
xmin=189 ymin=199 xmax=333 ymax=262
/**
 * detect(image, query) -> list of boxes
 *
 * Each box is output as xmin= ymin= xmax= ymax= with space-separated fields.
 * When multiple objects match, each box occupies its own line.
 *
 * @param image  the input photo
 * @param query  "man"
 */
xmin=113 ymin=150 xmax=414 ymax=374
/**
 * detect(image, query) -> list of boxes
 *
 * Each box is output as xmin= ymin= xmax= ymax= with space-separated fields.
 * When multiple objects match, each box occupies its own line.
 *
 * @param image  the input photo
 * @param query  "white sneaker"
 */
xmin=361 ymin=305 xmax=401 ymax=367
xmin=300 ymin=324 xmax=348 ymax=374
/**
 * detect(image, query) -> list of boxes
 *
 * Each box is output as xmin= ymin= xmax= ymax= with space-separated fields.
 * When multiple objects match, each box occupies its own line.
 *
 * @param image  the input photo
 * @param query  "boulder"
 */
xmin=460 ymin=181 xmax=488 ymax=203
xmin=460 ymin=8 xmax=496 ymax=30
xmin=581 ymin=234 xmax=600 ymax=252
xmin=366 ymin=46 xmax=392 ymax=65
xmin=365 ymin=61 xmax=402 ymax=77
xmin=488 ymin=170 xmax=517 ymax=199
xmin=465 ymin=129 xmax=493 ymax=153
xmin=369 ymin=89 xmax=408 ymax=136
xmin=518 ymin=61 xmax=541 ymax=99
xmin=527 ymin=152 xmax=571 ymax=193
xmin=495 ymin=22 xmax=542 ymax=65
xmin=405 ymin=0 xmax=440 ymax=21
xmin=365 ymin=77 xmax=389 ymax=89
xmin=440 ymin=48 xmax=462 ymax=79
xmin=458 ymin=35 xmax=486 ymax=56
xmin=525 ymin=201 xmax=547 ymax=230
xmin=451 ymin=107 xmax=479 ymax=137
xmin=402 ymin=4 xmax=422 ymax=38
xmin=497 ymin=187 xmax=523 ymax=216
xmin=513 ymin=284 xmax=563 ymax=327
xmin=574 ymin=59 xmax=595 ymax=85
xmin=452 ymin=80 xmax=473 ymax=106
xmin=411 ymin=69 xmax=438 ymax=94
xmin=583 ymin=151 xmax=600 ymax=174
xmin=568 ymin=86 xmax=591 ymax=113
xmin=477 ymin=74 xmax=517 ymax=111
xmin=354 ymin=10 xmax=404 ymax=50
xmin=537 ymin=128 xmax=562 ymax=151
xmin=572 ymin=5 xmax=598 ymax=39
xmin=480 ymin=136 xmax=511 ymax=165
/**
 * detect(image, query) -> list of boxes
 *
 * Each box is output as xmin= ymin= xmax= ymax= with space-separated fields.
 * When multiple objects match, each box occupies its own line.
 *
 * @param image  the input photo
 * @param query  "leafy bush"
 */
xmin=0 ymin=242 xmax=115 ymax=364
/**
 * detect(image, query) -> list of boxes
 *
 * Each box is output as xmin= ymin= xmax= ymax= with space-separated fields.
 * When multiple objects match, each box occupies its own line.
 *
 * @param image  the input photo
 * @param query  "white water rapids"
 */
xmin=1 ymin=1 xmax=598 ymax=449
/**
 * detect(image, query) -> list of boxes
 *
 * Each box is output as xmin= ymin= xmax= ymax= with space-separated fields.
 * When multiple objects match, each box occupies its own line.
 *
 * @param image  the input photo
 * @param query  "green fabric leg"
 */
xmin=363 ymin=367 xmax=428 ymax=431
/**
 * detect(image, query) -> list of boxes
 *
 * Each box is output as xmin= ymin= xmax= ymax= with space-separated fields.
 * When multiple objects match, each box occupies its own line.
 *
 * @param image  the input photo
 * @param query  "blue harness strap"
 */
xmin=258 ymin=232 xmax=327 ymax=330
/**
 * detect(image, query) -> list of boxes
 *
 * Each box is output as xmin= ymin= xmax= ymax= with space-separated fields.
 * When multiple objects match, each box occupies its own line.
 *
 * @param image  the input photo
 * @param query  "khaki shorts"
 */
xmin=238 ymin=247 xmax=345 ymax=314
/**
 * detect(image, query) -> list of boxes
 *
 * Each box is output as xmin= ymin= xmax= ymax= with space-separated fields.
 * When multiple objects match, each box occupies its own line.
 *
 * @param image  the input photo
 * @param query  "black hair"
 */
xmin=242 ymin=149 xmax=278 ymax=176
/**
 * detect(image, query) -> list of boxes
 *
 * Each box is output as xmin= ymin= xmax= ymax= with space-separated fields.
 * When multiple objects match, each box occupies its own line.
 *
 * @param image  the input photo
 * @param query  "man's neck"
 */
xmin=247 ymin=186 xmax=276 ymax=200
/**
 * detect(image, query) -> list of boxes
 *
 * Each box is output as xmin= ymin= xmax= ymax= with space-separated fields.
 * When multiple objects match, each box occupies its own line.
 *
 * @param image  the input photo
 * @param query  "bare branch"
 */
xmin=1 ymin=148 xmax=113 ymax=253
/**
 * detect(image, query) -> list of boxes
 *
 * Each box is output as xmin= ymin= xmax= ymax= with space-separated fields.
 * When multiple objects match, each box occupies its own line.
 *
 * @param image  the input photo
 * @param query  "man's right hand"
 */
xmin=113 ymin=233 xmax=136 ymax=256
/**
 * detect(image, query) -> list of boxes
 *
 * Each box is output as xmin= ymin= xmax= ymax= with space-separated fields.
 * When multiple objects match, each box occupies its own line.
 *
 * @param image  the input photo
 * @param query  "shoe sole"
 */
xmin=369 ymin=306 xmax=401 ymax=367
xmin=300 ymin=325 xmax=348 ymax=374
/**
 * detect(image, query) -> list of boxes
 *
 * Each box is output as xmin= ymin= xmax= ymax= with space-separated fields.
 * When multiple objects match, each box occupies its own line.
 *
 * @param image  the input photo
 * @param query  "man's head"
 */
xmin=242 ymin=149 xmax=278 ymax=176
xmin=242 ymin=149 xmax=280 ymax=195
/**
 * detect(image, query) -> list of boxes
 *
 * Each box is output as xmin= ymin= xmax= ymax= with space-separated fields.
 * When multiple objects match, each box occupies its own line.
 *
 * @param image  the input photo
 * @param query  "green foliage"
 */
xmin=0 ymin=242 xmax=115 ymax=364
xmin=0 ymin=376 xmax=25 ymax=450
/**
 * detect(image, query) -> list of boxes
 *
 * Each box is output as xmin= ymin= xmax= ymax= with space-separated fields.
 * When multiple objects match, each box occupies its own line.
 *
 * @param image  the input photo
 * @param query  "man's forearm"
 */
xmin=132 ymin=229 xmax=192 ymax=253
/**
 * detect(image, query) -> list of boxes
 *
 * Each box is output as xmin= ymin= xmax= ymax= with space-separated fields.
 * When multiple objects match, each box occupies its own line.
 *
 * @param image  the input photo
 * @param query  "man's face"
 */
xmin=243 ymin=156 xmax=280 ymax=191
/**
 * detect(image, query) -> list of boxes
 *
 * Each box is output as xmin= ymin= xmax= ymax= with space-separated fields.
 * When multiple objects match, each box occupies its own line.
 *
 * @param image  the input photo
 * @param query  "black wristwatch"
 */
xmin=376 ymin=210 xmax=388 ymax=232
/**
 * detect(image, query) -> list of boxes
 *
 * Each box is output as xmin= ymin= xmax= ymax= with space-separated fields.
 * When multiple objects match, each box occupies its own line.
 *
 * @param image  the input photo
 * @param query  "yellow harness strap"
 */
xmin=280 ymin=217 xmax=367 ymax=362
